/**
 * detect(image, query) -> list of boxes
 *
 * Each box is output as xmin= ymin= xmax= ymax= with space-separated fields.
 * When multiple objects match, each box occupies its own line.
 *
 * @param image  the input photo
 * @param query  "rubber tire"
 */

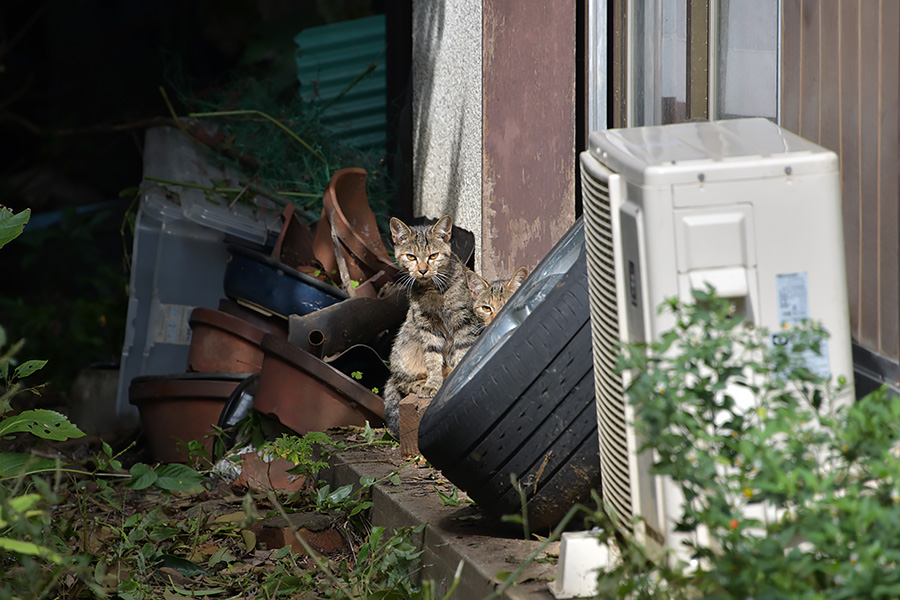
xmin=417 ymin=231 xmax=601 ymax=533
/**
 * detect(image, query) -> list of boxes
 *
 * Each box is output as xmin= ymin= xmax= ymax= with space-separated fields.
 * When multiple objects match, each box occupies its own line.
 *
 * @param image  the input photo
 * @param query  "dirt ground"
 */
xmin=0 ymin=388 xmax=450 ymax=599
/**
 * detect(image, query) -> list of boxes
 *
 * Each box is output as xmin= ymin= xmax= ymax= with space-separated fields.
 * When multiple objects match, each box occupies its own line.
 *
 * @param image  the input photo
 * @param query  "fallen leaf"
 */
xmin=241 ymin=529 xmax=256 ymax=552
xmin=207 ymin=546 xmax=237 ymax=569
xmin=156 ymin=566 xmax=194 ymax=588
xmin=157 ymin=554 xmax=209 ymax=577
xmin=213 ymin=510 xmax=246 ymax=524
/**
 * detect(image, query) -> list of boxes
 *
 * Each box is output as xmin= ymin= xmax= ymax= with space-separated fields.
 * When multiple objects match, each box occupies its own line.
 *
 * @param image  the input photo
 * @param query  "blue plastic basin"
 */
xmin=224 ymin=245 xmax=348 ymax=318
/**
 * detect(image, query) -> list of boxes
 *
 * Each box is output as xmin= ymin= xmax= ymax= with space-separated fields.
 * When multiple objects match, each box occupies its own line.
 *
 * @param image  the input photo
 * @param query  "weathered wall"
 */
xmin=412 ymin=1 xmax=577 ymax=279
xmin=412 ymin=0 xmax=483 ymax=270
xmin=481 ymin=0 xmax=577 ymax=281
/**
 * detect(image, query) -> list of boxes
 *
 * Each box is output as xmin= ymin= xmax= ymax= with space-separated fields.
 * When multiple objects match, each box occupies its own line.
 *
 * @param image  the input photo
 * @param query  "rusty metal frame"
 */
xmin=686 ymin=0 xmax=710 ymax=120
xmin=611 ymin=0 xmax=629 ymax=127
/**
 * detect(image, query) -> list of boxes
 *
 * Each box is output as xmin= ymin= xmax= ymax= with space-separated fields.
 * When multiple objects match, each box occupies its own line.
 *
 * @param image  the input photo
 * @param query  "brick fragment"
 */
xmin=398 ymin=394 xmax=432 ymax=458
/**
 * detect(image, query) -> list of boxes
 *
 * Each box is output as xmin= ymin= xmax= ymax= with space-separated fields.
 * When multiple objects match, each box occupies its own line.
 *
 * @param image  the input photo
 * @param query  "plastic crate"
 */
xmin=115 ymin=127 xmax=280 ymax=425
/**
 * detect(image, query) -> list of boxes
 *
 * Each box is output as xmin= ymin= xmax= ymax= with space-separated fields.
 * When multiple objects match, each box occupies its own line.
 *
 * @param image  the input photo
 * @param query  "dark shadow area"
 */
xmin=0 ymin=0 xmax=409 ymax=395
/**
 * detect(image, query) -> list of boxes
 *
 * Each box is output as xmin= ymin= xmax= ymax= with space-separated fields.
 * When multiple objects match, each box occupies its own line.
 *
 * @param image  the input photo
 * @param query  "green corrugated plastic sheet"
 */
xmin=294 ymin=14 xmax=386 ymax=152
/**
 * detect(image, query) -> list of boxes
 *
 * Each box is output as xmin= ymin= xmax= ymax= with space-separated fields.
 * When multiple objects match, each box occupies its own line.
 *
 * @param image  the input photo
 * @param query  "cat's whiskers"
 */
xmin=393 ymin=272 xmax=417 ymax=299
xmin=402 ymin=275 xmax=417 ymax=298
xmin=432 ymin=270 xmax=452 ymax=293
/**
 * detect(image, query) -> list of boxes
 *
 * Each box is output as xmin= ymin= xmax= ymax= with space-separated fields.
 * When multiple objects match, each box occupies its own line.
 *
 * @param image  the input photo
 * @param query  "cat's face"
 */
xmin=467 ymin=266 xmax=528 ymax=325
xmin=390 ymin=215 xmax=454 ymax=286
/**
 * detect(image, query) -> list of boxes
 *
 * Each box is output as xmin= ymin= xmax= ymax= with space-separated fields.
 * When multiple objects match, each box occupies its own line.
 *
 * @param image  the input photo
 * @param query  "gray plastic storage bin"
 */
xmin=115 ymin=126 xmax=280 ymax=425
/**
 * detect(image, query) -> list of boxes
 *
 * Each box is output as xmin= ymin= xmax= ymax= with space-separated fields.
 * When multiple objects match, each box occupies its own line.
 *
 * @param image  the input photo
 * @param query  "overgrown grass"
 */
xmin=0 ymin=420 xmax=437 ymax=599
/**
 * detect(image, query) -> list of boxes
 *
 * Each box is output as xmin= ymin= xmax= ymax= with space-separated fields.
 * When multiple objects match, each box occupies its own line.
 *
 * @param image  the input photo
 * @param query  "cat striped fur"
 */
xmin=466 ymin=266 xmax=529 ymax=328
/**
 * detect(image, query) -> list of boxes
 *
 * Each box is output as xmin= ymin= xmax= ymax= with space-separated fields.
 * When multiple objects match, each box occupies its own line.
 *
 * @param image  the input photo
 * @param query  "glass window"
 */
xmin=714 ymin=0 xmax=779 ymax=120
xmin=631 ymin=0 xmax=688 ymax=126
xmin=628 ymin=0 xmax=779 ymax=126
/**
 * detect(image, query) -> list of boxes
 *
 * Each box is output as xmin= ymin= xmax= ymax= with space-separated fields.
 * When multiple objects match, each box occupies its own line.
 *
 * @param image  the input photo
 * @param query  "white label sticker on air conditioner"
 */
xmin=774 ymin=272 xmax=829 ymax=378
xmin=776 ymin=272 xmax=809 ymax=324
xmin=152 ymin=303 xmax=193 ymax=345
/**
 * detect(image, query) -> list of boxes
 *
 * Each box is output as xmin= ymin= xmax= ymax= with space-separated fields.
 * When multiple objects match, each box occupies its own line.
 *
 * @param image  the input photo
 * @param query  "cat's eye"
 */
xmin=405 ymin=254 xmax=417 ymax=261
xmin=481 ymin=306 xmax=492 ymax=313
xmin=428 ymin=253 xmax=439 ymax=261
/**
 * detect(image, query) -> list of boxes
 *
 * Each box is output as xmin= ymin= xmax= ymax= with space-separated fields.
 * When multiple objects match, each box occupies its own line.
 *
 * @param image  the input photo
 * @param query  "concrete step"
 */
xmin=322 ymin=434 xmax=560 ymax=599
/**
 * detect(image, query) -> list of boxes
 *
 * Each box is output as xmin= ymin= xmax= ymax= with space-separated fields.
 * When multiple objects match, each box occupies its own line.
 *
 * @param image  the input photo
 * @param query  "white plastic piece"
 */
xmin=548 ymin=530 xmax=615 ymax=599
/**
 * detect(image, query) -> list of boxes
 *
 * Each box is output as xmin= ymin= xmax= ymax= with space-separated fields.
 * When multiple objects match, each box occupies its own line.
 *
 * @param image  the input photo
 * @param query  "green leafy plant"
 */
xmin=434 ymin=485 xmax=469 ymax=508
xmin=0 ymin=205 xmax=128 ymax=390
xmin=262 ymin=430 xmax=332 ymax=477
xmin=350 ymin=370 xmax=381 ymax=394
xmin=594 ymin=286 xmax=900 ymax=599
xmin=0 ymin=207 xmax=104 ymax=598
xmin=0 ymin=206 xmax=29 ymax=248
xmin=0 ymin=208 xmax=86 ymax=478
xmin=125 ymin=462 xmax=206 ymax=493
xmin=333 ymin=523 xmax=426 ymax=600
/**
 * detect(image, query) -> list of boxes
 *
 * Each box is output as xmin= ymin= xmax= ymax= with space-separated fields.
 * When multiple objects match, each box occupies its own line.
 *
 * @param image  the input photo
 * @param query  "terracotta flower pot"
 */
xmin=315 ymin=168 xmax=399 ymax=296
xmin=233 ymin=450 xmax=308 ymax=494
xmin=255 ymin=334 xmax=385 ymax=435
xmin=129 ymin=372 xmax=249 ymax=463
xmin=217 ymin=298 xmax=289 ymax=338
xmin=187 ymin=307 xmax=269 ymax=373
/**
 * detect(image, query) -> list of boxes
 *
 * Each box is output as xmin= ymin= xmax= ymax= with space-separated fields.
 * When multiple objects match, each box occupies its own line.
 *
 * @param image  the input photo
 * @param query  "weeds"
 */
xmin=434 ymin=485 xmax=469 ymax=508
xmin=0 ymin=401 xmax=444 ymax=599
xmin=558 ymin=286 xmax=900 ymax=599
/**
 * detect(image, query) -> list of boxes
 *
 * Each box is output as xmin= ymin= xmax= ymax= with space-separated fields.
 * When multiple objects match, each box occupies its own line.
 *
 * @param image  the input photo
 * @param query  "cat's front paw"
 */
xmin=416 ymin=381 xmax=441 ymax=398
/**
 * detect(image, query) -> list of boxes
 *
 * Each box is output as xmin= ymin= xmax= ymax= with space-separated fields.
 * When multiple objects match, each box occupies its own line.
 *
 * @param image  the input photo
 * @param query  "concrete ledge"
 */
xmin=323 ymin=435 xmax=558 ymax=599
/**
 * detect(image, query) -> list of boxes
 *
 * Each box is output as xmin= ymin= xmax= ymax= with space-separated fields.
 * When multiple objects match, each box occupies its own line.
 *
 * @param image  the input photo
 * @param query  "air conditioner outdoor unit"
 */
xmin=580 ymin=117 xmax=855 ymax=565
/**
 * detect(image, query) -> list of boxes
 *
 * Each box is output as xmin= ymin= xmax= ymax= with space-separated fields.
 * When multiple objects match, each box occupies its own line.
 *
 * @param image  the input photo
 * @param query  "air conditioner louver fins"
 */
xmin=580 ymin=159 xmax=634 ymax=531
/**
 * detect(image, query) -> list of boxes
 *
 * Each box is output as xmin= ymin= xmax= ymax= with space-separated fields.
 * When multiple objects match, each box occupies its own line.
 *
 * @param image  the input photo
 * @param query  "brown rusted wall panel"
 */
xmin=686 ymin=0 xmax=709 ymax=120
xmin=783 ymin=0 xmax=900 ymax=362
xmin=481 ymin=0 xmax=576 ymax=281
xmin=611 ymin=0 xmax=628 ymax=128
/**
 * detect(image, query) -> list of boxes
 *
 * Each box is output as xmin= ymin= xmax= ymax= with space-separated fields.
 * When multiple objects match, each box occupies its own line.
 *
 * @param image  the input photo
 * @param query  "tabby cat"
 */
xmin=466 ymin=266 xmax=529 ymax=327
xmin=382 ymin=215 xmax=481 ymax=434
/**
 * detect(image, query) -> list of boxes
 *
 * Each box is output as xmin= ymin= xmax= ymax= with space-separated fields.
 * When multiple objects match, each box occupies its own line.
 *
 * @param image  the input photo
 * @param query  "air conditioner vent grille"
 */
xmin=581 ymin=158 xmax=633 ymax=532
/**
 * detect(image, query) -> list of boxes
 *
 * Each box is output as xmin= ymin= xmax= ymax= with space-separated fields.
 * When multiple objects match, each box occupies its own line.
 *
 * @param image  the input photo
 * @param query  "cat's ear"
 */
xmin=390 ymin=217 xmax=412 ymax=245
xmin=466 ymin=269 xmax=488 ymax=297
xmin=431 ymin=215 xmax=453 ymax=243
xmin=506 ymin=266 xmax=529 ymax=293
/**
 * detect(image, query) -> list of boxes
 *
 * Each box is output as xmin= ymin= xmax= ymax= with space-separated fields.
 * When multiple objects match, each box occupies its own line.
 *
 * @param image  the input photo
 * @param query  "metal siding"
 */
xmin=858 ymin=0 xmax=881 ymax=351
xmin=781 ymin=0 xmax=802 ymax=133
xmin=881 ymin=0 xmax=900 ymax=360
xmin=782 ymin=0 xmax=900 ymax=362
xmin=295 ymin=15 xmax=387 ymax=150
xmin=799 ymin=0 xmax=820 ymax=140
xmin=839 ymin=0 xmax=863 ymax=348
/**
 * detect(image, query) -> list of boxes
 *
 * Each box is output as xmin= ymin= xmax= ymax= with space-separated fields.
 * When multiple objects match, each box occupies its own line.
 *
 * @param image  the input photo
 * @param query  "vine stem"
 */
xmin=188 ymin=109 xmax=329 ymax=168
xmin=266 ymin=490 xmax=359 ymax=600
xmin=485 ymin=502 xmax=594 ymax=600
xmin=159 ymin=86 xmax=210 ymax=152
xmin=143 ymin=174 xmax=321 ymax=202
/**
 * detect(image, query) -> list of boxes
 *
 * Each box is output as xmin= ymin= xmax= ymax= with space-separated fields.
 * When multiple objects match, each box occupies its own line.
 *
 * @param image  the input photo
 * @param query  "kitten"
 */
xmin=466 ymin=267 xmax=529 ymax=327
xmin=382 ymin=215 xmax=481 ymax=434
